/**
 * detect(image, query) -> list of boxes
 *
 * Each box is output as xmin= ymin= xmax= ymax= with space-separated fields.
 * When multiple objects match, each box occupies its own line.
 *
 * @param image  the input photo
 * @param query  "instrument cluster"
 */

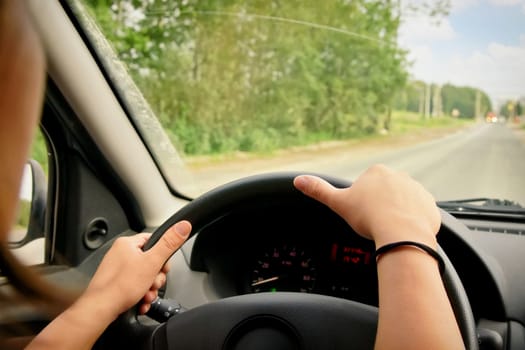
xmin=190 ymin=202 xmax=379 ymax=307
xmin=245 ymin=233 xmax=378 ymax=306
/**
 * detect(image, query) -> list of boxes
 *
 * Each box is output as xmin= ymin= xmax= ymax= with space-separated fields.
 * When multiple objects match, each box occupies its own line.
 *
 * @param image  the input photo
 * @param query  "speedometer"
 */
xmin=250 ymin=244 xmax=317 ymax=293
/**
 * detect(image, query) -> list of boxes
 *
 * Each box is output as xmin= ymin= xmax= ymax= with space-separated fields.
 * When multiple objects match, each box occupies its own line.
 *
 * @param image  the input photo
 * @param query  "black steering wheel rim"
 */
xmin=140 ymin=172 xmax=478 ymax=350
xmin=143 ymin=172 xmax=347 ymax=248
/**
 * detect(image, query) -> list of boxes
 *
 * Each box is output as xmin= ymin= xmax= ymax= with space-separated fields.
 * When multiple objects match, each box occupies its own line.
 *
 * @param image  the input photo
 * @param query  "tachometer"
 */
xmin=250 ymin=244 xmax=317 ymax=293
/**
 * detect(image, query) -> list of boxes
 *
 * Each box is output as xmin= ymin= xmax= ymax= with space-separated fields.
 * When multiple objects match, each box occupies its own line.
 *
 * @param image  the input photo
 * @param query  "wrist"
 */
xmin=370 ymin=216 xmax=439 ymax=249
xmin=375 ymin=241 xmax=445 ymax=274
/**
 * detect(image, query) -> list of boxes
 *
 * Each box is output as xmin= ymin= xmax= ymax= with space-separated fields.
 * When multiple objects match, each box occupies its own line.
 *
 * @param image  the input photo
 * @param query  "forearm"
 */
xmin=26 ymin=294 xmax=116 ymax=350
xmin=374 ymin=246 xmax=464 ymax=350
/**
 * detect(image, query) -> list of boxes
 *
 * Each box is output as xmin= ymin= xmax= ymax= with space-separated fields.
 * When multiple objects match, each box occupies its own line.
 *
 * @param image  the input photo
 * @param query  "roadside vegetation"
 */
xmin=78 ymin=0 xmax=487 ymax=158
xmin=388 ymin=111 xmax=473 ymax=135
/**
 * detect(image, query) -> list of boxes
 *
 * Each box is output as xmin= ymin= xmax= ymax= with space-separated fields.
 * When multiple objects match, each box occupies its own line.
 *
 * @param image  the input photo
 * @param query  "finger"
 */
xmin=142 ymin=289 xmax=158 ymax=305
xmin=293 ymin=175 xmax=340 ymax=208
xmin=139 ymin=302 xmax=151 ymax=315
xmin=131 ymin=233 xmax=152 ymax=248
xmin=147 ymin=220 xmax=192 ymax=266
xmin=161 ymin=262 xmax=170 ymax=274
xmin=151 ymin=272 xmax=166 ymax=290
xmin=139 ymin=290 xmax=159 ymax=315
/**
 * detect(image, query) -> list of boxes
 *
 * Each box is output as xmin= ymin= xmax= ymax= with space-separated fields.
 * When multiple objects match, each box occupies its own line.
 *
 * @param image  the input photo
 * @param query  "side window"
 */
xmin=8 ymin=128 xmax=49 ymax=266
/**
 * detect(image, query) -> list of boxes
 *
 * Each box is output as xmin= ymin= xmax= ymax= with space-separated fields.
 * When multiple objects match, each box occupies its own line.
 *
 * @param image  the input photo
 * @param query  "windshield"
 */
xmin=73 ymin=0 xmax=525 ymax=207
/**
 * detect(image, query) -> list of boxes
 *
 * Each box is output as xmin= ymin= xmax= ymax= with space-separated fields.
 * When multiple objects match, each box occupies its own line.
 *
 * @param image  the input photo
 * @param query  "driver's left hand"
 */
xmin=83 ymin=220 xmax=192 ymax=317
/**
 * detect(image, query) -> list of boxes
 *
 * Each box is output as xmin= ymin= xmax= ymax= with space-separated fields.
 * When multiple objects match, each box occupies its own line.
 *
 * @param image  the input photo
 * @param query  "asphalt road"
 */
xmin=313 ymin=122 xmax=525 ymax=205
xmin=189 ymin=122 xmax=525 ymax=206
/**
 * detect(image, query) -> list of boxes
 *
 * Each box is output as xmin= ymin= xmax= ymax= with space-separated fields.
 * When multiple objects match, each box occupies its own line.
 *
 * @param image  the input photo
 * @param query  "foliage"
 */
xmin=441 ymin=84 xmax=491 ymax=118
xmin=82 ymin=0 xmax=414 ymax=155
xmin=401 ymin=0 xmax=451 ymax=22
xmin=396 ymin=81 xmax=492 ymax=119
xmin=394 ymin=80 xmax=425 ymax=113
xmin=499 ymin=100 xmax=523 ymax=118
xmin=390 ymin=110 xmax=473 ymax=133
xmin=83 ymin=0 xmax=485 ymax=156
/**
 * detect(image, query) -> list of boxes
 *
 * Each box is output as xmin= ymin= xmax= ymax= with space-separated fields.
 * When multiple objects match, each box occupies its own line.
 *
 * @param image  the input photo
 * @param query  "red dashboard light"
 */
xmin=331 ymin=243 xmax=372 ymax=265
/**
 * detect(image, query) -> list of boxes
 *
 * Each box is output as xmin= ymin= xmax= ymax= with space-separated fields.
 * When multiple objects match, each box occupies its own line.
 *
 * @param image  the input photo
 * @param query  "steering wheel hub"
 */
xmin=224 ymin=315 xmax=300 ymax=350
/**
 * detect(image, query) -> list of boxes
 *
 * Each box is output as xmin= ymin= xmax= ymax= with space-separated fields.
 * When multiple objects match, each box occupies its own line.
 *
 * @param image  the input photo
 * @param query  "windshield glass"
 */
xmin=74 ymin=0 xmax=525 ymax=207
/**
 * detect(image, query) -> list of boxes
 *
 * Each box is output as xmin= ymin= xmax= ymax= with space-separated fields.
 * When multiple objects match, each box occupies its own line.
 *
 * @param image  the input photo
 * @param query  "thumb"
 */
xmin=147 ymin=220 xmax=192 ymax=266
xmin=293 ymin=175 xmax=340 ymax=209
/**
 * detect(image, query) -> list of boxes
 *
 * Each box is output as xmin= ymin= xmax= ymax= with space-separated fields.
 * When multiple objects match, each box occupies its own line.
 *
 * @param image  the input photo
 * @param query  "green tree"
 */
xmin=500 ymin=100 xmax=523 ymax=119
xmin=81 ymin=0 xmax=448 ymax=155
xmin=441 ymin=84 xmax=491 ymax=118
xmin=516 ymin=101 xmax=523 ymax=117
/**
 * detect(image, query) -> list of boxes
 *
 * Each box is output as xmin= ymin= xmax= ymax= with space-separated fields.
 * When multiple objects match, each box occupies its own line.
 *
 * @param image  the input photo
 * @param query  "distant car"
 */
xmin=486 ymin=112 xmax=498 ymax=123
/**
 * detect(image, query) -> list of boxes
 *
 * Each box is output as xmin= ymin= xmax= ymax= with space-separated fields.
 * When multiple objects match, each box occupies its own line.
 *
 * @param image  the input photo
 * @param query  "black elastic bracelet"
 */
xmin=374 ymin=241 xmax=445 ymax=275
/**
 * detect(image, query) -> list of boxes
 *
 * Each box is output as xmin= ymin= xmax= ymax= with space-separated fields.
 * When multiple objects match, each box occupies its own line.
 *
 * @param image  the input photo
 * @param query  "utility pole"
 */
xmin=432 ymin=84 xmax=442 ymax=117
xmin=424 ymin=83 xmax=431 ymax=119
xmin=475 ymin=90 xmax=481 ymax=120
xmin=418 ymin=84 xmax=425 ymax=117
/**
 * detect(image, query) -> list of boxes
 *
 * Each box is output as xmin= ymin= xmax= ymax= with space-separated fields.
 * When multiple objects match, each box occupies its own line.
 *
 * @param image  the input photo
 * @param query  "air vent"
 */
xmin=83 ymin=217 xmax=109 ymax=249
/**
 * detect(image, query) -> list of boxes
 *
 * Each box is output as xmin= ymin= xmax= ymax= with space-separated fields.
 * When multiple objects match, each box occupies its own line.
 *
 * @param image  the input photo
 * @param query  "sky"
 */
xmin=398 ymin=0 xmax=525 ymax=109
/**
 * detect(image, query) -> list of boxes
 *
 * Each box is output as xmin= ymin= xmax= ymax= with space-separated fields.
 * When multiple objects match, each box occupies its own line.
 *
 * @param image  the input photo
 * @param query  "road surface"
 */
xmin=321 ymin=122 xmax=525 ymax=205
xmin=188 ymin=123 xmax=525 ymax=206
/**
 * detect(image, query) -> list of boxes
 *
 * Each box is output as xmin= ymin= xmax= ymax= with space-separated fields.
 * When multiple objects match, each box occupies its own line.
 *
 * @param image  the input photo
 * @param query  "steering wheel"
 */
xmin=129 ymin=172 xmax=478 ymax=349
